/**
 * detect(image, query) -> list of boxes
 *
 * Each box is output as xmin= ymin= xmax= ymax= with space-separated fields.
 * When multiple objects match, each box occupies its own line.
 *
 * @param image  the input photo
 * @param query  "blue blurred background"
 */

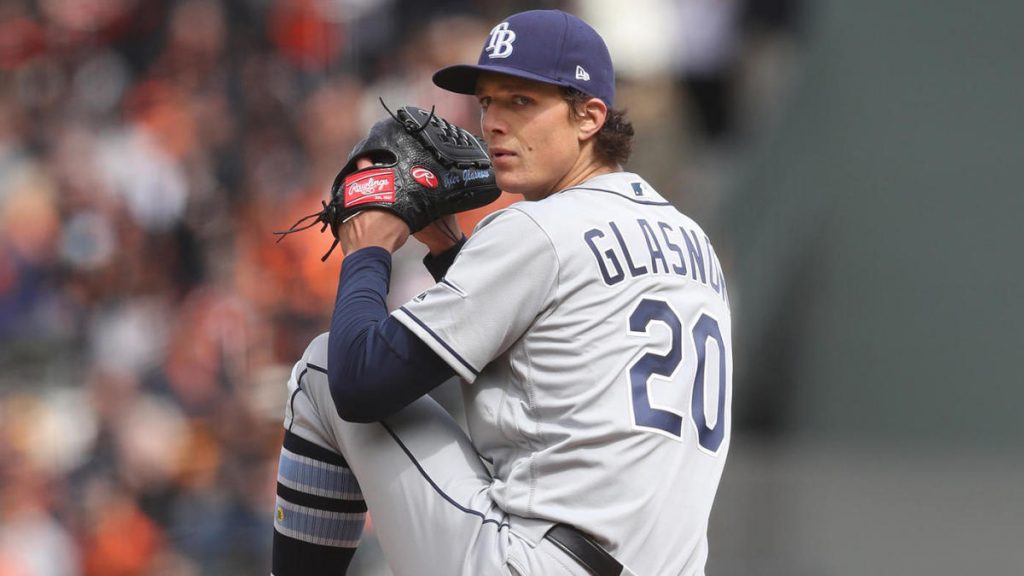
xmin=1 ymin=0 xmax=1021 ymax=574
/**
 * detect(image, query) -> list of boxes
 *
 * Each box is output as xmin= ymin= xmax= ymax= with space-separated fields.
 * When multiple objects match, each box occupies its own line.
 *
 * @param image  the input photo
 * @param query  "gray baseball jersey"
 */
xmin=393 ymin=171 xmax=732 ymax=575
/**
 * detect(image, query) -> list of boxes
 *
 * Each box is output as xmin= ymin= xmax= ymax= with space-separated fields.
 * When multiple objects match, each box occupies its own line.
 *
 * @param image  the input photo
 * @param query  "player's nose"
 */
xmin=480 ymin=107 xmax=507 ymax=138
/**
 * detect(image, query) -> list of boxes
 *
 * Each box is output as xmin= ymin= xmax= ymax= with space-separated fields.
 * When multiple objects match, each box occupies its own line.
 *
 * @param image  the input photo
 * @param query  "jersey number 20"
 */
xmin=627 ymin=298 xmax=728 ymax=454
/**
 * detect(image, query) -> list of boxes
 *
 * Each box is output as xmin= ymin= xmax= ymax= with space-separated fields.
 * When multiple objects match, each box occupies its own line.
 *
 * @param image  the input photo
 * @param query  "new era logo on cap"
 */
xmin=432 ymin=10 xmax=616 ymax=107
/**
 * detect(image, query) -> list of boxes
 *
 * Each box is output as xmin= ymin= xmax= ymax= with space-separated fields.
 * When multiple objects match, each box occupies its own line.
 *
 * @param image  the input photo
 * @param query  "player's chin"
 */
xmin=494 ymin=171 xmax=527 ymax=198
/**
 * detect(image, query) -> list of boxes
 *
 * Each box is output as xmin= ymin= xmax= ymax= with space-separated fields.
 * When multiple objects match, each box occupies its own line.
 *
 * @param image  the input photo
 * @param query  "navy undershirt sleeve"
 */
xmin=327 ymin=247 xmax=455 ymax=423
xmin=421 ymin=236 xmax=466 ymax=282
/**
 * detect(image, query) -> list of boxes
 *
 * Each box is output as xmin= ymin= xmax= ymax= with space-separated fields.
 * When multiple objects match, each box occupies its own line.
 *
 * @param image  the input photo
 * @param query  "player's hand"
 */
xmin=414 ymin=214 xmax=464 ymax=255
xmin=337 ymin=210 xmax=410 ymax=255
xmin=336 ymin=158 xmax=411 ymax=255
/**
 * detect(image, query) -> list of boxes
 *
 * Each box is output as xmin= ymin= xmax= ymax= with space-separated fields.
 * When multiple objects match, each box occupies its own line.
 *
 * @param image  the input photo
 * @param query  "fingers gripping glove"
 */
xmin=275 ymin=105 xmax=501 ymax=260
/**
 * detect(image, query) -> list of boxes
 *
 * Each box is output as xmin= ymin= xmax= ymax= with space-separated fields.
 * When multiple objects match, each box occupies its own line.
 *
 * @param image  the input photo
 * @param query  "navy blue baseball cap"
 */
xmin=432 ymin=10 xmax=615 ymax=107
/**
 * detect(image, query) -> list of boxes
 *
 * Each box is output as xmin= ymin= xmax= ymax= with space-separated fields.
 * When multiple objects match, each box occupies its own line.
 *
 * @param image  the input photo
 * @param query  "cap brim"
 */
xmin=433 ymin=64 xmax=573 ymax=96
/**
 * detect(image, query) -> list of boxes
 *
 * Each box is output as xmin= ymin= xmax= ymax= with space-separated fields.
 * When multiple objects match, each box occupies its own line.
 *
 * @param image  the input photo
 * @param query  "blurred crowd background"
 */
xmin=3 ymin=0 xmax=1021 ymax=574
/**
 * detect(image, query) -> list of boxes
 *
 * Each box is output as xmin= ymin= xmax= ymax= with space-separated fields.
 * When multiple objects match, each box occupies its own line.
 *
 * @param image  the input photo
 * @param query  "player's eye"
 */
xmin=512 ymin=95 xmax=532 ymax=106
xmin=477 ymin=97 xmax=491 ymax=111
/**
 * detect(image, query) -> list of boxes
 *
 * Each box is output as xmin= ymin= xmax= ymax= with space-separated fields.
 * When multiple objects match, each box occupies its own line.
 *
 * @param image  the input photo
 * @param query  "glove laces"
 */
xmin=272 ymin=201 xmax=340 ymax=261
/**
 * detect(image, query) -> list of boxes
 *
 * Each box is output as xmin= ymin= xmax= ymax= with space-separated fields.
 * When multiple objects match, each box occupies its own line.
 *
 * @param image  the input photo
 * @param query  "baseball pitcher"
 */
xmin=271 ymin=9 xmax=732 ymax=576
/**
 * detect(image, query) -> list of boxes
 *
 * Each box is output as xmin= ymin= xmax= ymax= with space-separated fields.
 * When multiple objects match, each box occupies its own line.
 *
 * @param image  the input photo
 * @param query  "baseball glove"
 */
xmin=275 ymin=103 xmax=500 ymax=260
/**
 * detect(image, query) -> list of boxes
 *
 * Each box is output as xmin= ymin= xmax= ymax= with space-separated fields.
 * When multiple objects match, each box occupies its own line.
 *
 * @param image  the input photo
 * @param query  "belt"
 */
xmin=543 ymin=524 xmax=622 ymax=576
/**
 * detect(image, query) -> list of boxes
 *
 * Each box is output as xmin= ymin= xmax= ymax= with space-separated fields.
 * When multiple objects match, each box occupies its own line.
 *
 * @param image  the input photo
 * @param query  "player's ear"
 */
xmin=576 ymin=97 xmax=608 ymax=142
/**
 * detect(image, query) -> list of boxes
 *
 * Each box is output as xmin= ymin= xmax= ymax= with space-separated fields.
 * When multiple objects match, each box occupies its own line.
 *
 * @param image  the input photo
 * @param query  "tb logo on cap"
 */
xmin=486 ymin=22 xmax=516 ymax=59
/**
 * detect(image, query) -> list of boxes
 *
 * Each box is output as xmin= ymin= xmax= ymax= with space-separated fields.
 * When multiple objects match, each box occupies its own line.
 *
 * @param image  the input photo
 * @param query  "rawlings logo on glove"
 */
xmin=344 ymin=169 xmax=396 ymax=206
xmin=410 ymin=167 xmax=439 ymax=189
xmin=275 ymin=102 xmax=501 ymax=260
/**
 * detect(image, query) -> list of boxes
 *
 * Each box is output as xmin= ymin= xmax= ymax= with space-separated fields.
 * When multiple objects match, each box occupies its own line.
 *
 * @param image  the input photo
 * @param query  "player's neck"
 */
xmin=550 ymin=155 xmax=617 ymax=197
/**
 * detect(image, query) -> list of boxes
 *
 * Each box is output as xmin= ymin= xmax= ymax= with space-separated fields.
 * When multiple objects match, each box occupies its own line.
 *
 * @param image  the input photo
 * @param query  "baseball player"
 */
xmin=272 ymin=9 xmax=732 ymax=576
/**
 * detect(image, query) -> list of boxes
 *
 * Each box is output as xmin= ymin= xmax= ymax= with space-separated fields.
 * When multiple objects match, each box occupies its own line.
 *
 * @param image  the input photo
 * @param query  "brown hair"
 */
xmin=561 ymin=87 xmax=635 ymax=167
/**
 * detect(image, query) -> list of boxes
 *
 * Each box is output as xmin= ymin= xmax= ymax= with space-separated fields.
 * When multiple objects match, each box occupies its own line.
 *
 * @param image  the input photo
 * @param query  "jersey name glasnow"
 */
xmin=583 ymin=218 xmax=729 ymax=305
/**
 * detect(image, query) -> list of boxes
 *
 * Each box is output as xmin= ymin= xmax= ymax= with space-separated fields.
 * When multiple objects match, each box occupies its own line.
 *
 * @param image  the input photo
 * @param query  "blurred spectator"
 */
xmin=0 ymin=395 xmax=80 ymax=575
